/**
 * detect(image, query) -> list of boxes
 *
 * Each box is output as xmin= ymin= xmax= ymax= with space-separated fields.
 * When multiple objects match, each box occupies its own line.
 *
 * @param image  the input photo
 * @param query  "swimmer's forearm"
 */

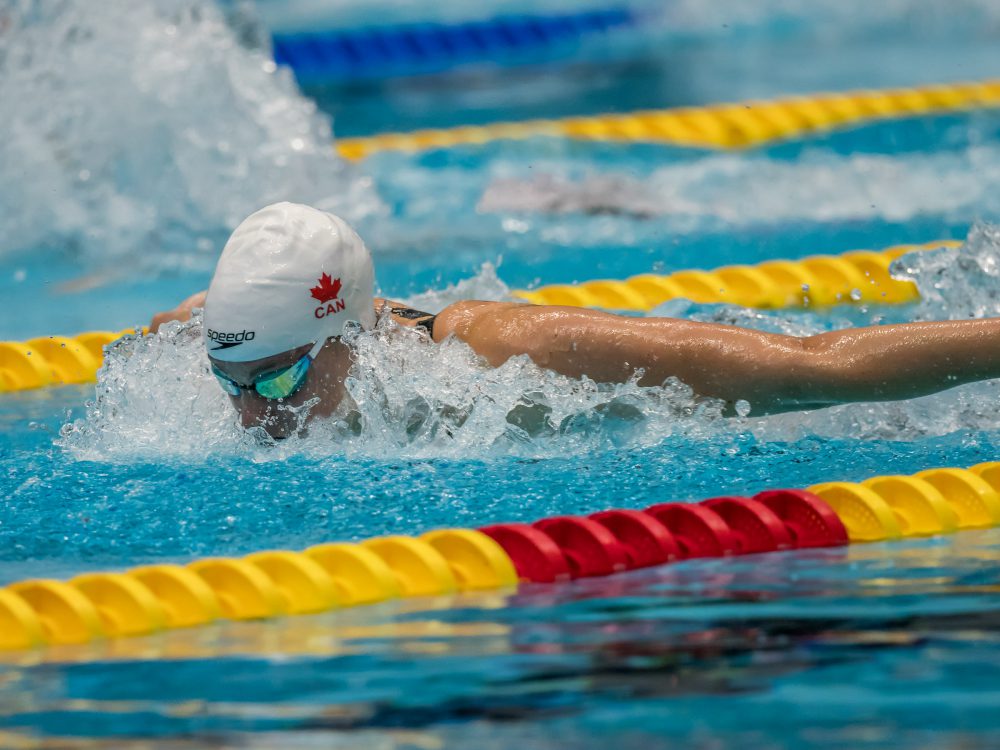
xmin=150 ymin=290 xmax=207 ymax=333
xmin=797 ymin=318 xmax=1000 ymax=404
xmin=454 ymin=304 xmax=1000 ymax=414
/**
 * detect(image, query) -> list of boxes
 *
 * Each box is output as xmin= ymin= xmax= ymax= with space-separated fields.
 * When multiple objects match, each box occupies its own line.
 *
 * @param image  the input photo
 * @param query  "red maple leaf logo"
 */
xmin=310 ymin=272 xmax=342 ymax=304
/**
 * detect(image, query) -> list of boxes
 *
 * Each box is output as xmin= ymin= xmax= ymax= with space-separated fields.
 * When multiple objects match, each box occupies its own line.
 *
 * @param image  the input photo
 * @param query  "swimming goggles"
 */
xmin=211 ymin=339 xmax=325 ymax=400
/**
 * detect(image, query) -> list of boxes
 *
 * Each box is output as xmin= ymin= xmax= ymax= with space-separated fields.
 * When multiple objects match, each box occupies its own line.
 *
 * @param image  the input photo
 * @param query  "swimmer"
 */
xmin=152 ymin=202 xmax=1000 ymax=438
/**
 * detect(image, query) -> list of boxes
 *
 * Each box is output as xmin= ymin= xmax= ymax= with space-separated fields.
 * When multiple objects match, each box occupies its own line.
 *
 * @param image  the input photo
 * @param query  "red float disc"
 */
xmin=478 ymin=523 xmax=572 ymax=583
xmin=642 ymin=503 xmax=737 ymax=558
xmin=753 ymin=489 xmax=849 ymax=548
xmin=701 ymin=496 xmax=793 ymax=554
xmin=533 ymin=516 xmax=631 ymax=578
xmin=588 ymin=509 xmax=680 ymax=569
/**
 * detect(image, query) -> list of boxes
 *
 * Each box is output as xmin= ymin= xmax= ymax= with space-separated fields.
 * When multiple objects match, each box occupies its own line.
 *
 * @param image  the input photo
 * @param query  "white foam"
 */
xmin=0 ymin=0 xmax=381 ymax=270
xmin=478 ymin=144 xmax=1000 ymax=228
xmin=58 ymin=307 xmax=726 ymax=461
xmin=58 ymin=223 xmax=1000 ymax=462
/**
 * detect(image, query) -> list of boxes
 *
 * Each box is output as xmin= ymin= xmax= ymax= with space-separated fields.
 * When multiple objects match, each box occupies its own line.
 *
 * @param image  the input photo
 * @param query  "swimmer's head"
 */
xmin=203 ymin=202 xmax=374 ymax=437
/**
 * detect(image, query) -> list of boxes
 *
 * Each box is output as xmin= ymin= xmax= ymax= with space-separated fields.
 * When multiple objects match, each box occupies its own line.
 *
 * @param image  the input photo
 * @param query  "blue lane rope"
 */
xmin=272 ymin=8 xmax=636 ymax=83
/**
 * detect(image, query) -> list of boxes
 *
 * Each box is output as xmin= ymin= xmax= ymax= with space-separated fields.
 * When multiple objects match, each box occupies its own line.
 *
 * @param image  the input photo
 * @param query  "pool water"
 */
xmin=3 ymin=529 xmax=1000 ymax=748
xmin=3 ymin=1 xmax=1000 ymax=747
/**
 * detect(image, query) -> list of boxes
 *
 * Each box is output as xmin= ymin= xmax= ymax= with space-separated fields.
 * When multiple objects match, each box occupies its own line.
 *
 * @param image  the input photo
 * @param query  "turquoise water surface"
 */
xmin=3 ymin=1 xmax=1000 ymax=747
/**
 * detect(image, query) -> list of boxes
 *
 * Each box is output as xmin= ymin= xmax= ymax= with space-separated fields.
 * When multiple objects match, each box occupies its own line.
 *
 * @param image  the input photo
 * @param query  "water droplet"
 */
xmin=850 ymin=288 xmax=862 ymax=301
xmin=735 ymin=399 xmax=751 ymax=417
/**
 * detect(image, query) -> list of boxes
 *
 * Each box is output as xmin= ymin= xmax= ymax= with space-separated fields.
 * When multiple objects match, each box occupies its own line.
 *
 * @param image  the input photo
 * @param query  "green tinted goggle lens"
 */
xmin=211 ymin=355 xmax=311 ymax=401
xmin=255 ymin=356 xmax=310 ymax=399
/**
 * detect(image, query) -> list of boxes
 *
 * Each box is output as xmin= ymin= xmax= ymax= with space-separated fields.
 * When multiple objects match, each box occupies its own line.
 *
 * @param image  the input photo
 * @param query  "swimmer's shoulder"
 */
xmin=374 ymin=298 xmax=532 ymax=342
xmin=432 ymin=300 xmax=528 ymax=341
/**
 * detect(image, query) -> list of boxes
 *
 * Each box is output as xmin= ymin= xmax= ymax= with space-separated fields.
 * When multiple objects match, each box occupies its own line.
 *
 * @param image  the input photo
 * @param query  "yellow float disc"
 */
xmin=128 ymin=564 xmax=222 ymax=627
xmin=0 ymin=342 xmax=53 ymax=390
xmin=668 ymin=271 xmax=728 ymax=304
xmin=712 ymin=265 xmax=785 ymax=308
xmin=842 ymin=251 xmax=920 ymax=304
xmin=861 ymin=475 xmax=958 ymax=536
xmin=968 ymin=462 xmax=1000 ymax=495
xmin=623 ymin=274 xmax=686 ymax=309
xmin=579 ymin=281 xmax=650 ymax=312
xmin=0 ymin=589 xmax=45 ymax=650
xmin=712 ymin=105 xmax=777 ymax=145
xmin=188 ymin=558 xmax=286 ymax=620
xmin=26 ymin=336 xmax=100 ymax=385
xmin=73 ymin=331 xmax=120 ymax=365
xmin=807 ymin=482 xmax=902 ymax=542
xmin=746 ymin=101 xmax=812 ymax=138
xmin=304 ymin=543 xmax=400 ymax=606
xmin=70 ymin=572 xmax=167 ymax=637
xmin=517 ymin=284 xmax=604 ymax=308
xmin=755 ymin=260 xmax=826 ymax=306
xmin=361 ymin=536 xmax=457 ymax=597
xmin=7 ymin=579 xmax=104 ymax=645
xmin=798 ymin=256 xmax=870 ymax=305
xmin=420 ymin=529 xmax=518 ymax=591
xmin=244 ymin=551 xmax=340 ymax=615
xmin=630 ymin=112 xmax=698 ymax=142
xmin=915 ymin=468 xmax=1000 ymax=528
xmin=673 ymin=108 xmax=735 ymax=147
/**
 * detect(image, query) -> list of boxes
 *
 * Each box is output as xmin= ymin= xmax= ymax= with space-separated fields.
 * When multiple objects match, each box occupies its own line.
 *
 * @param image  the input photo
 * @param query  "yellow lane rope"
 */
xmin=0 ymin=241 xmax=957 ymax=393
xmin=336 ymin=79 xmax=1000 ymax=160
xmin=514 ymin=239 xmax=957 ymax=311
xmin=0 ymin=329 xmax=140 ymax=394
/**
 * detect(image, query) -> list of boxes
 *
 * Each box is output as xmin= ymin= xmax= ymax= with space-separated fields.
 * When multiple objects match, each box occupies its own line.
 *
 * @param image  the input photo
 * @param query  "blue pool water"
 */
xmin=4 ymin=1 xmax=1000 ymax=747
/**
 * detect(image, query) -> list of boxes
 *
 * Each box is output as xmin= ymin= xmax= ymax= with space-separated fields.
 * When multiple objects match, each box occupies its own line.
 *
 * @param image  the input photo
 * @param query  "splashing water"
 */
xmin=477 ymin=144 xmax=1000 ymax=228
xmin=58 ymin=308 xmax=726 ymax=462
xmin=735 ymin=223 xmax=1000 ymax=442
xmin=0 ymin=0 xmax=380 ymax=270
xmin=58 ymin=223 xmax=1000 ymax=462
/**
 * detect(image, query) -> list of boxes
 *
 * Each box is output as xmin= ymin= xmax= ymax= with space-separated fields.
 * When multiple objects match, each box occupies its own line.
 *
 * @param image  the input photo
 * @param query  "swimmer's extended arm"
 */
xmin=438 ymin=302 xmax=1000 ymax=415
xmin=150 ymin=291 xmax=207 ymax=333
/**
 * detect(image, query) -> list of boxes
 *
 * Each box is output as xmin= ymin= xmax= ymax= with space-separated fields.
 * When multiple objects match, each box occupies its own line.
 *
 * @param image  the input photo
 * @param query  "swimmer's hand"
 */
xmin=150 ymin=291 xmax=207 ymax=333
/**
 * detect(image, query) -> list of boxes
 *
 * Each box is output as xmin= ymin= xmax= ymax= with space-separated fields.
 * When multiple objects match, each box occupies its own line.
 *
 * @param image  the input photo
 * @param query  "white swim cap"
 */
xmin=203 ymin=202 xmax=375 ymax=362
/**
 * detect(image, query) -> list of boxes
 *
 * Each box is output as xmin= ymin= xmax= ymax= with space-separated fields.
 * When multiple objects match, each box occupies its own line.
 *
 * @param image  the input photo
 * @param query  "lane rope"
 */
xmin=0 ymin=329 xmax=142 ymax=394
xmin=3 ymin=461 xmax=1000 ymax=651
xmin=273 ymin=8 xmax=636 ymax=84
xmin=336 ymin=79 xmax=1000 ymax=159
xmin=0 ymin=239 xmax=957 ymax=394
xmin=514 ymin=239 xmax=958 ymax=311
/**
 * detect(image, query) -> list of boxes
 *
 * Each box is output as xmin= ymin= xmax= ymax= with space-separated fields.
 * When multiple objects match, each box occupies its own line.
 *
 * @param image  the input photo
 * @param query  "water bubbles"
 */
xmin=850 ymin=288 xmax=863 ymax=301
xmin=897 ymin=222 xmax=1000 ymax=320
xmin=55 ymin=225 xmax=1000 ymax=463
xmin=0 ymin=0 xmax=380 ymax=271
